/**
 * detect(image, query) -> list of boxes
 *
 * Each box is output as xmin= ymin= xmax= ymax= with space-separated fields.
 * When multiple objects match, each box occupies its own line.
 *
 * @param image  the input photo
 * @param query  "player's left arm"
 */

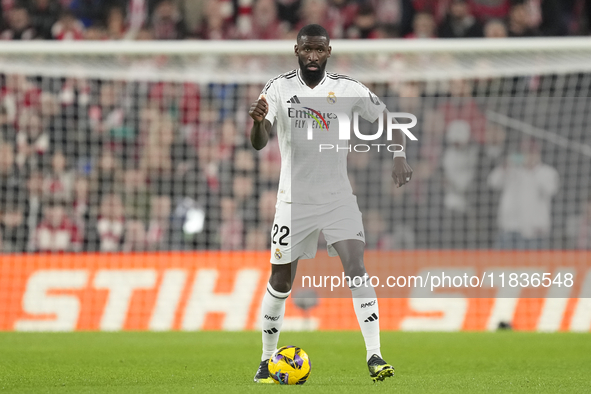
xmin=354 ymin=84 xmax=413 ymax=187
xmin=352 ymin=84 xmax=412 ymax=187
xmin=386 ymin=109 xmax=413 ymax=187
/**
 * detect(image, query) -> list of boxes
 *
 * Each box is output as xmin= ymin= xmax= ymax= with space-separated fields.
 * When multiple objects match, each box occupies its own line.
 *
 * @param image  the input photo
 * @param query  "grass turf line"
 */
xmin=0 ymin=332 xmax=589 ymax=393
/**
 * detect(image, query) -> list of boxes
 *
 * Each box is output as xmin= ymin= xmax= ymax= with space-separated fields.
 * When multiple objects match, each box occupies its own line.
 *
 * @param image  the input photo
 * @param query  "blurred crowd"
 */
xmin=0 ymin=1 xmax=589 ymax=253
xmin=0 ymin=0 xmax=589 ymax=41
xmin=0 ymin=70 xmax=590 ymax=253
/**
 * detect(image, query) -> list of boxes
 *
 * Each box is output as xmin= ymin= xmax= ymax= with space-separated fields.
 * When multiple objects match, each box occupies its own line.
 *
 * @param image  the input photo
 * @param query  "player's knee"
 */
xmin=269 ymin=267 xmax=293 ymax=293
xmin=344 ymin=258 xmax=366 ymax=279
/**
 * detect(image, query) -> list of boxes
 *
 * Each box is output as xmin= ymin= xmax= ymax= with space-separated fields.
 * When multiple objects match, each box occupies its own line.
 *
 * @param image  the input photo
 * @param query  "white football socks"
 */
xmin=261 ymin=283 xmax=290 ymax=361
xmin=350 ymin=276 xmax=382 ymax=362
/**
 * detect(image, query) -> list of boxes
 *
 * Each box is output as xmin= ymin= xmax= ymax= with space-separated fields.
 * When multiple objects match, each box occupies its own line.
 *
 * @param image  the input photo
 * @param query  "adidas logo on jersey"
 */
xmin=357 ymin=231 xmax=364 ymax=237
xmin=263 ymin=327 xmax=278 ymax=334
xmin=364 ymin=313 xmax=378 ymax=323
xmin=287 ymin=95 xmax=300 ymax=104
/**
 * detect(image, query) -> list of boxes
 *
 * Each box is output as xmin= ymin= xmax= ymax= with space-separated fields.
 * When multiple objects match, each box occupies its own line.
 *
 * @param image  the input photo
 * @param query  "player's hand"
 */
xmin=249 ymin=95 xmax=268 ymax=123
xmin=392 ymin=157 xmax=413 ymax=187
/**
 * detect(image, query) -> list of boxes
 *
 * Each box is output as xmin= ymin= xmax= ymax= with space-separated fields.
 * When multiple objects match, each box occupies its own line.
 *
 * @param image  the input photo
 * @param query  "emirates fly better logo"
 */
xmin=302 ymin=107 xmax=329 ymax=131
xmin=287 ymin=104 xmax=418 ymax=153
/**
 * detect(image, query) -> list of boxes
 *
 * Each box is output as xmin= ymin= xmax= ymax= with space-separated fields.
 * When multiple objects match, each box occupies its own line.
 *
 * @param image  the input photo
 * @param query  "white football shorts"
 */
xmin=269 ymin=195 xmax=365 ymax=264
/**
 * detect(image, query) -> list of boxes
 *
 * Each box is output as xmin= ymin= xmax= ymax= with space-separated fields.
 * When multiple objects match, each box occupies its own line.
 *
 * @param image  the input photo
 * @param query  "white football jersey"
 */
xmin=261 ymin=69 xmax=386 ymax=204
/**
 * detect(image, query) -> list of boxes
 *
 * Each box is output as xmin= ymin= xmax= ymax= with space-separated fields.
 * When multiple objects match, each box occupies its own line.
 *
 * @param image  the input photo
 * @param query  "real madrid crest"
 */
xmin=274 ymin=248 xmax=282 ymax=260
xmin=327 ymin=91 xmax=337 ymax=104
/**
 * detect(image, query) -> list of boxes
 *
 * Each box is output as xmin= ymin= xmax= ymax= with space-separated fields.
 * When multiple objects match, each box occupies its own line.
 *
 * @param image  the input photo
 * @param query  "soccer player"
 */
xmin=249 ymin=24 xmax=413 ymax=383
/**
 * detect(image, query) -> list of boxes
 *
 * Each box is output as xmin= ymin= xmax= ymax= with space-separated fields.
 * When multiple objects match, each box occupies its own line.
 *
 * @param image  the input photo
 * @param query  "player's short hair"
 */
xmin=297 ymin=24 xmax=330 ymax=43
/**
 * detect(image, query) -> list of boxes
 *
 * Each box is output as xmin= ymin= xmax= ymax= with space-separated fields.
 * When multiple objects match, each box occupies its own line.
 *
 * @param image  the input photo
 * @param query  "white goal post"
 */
xmin=0 ymin=38 xmax=591 ymax=83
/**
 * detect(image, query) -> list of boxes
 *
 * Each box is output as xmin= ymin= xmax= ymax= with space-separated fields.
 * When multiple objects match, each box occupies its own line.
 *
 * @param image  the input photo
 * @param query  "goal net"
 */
xmin=1 ymin=39 xmax=591 ymax=332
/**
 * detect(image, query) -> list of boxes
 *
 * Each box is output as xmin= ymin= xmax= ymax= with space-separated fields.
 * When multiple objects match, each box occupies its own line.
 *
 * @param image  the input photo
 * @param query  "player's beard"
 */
xmin=299 ymin=58 xmax=327 ymax=85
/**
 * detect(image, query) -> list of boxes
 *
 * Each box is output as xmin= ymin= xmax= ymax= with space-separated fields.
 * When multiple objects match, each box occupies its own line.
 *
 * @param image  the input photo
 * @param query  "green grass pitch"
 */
xmin=0 ymin=331 xmax=590 ymax=393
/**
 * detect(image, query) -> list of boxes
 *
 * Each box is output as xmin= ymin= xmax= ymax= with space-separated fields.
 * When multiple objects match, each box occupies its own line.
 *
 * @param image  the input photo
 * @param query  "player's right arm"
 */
xmin=249 ymin=96 xmax=272 ymax=150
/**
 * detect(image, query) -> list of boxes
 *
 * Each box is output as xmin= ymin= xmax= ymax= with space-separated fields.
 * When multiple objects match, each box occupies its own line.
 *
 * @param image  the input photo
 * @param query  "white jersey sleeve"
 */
xmin=260 ymin=73 xmax=284 ymax=125
xmin=351 ymin=82 xmax=386 ymax=123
